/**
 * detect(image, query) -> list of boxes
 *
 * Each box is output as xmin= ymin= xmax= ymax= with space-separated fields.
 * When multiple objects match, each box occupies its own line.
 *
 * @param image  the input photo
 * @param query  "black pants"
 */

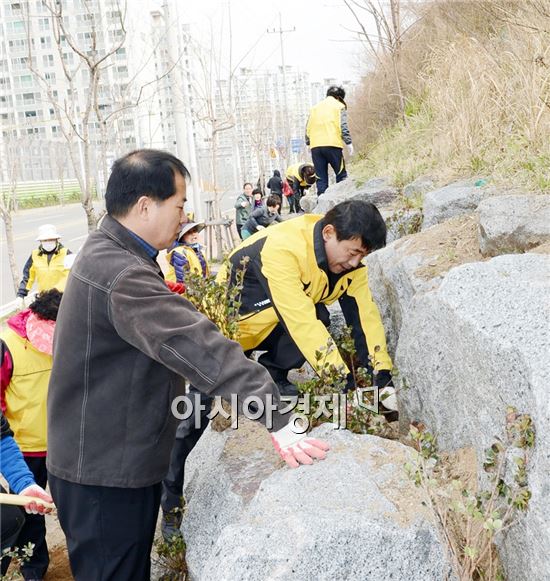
xmin=311 ymin=146 xmax=347 ymax=195
xmin=161 ymin=389 xmax=212 ymax=514
xmin=0 ymin=486 xmax=25 ymax=575
xmin=289 ymin=191 xmax=304 ymax=213
xmin=1 ymin=457 xmax=49 ymax=579
xmin=49 ymin=474 xmax=161 ymax=581
xmin=253 ymin=304 xmax=331 ymax=383
xmin=236 ymin=223 xmax=244 ymax=239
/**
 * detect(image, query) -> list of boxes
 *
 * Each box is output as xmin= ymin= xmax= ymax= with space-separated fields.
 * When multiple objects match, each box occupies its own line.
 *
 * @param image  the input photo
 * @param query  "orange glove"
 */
xmin=165 ymin=280 xmax=186 ymax=294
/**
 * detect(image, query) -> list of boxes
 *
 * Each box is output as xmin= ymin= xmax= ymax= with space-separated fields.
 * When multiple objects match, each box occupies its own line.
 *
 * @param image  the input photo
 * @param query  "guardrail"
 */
xmin=0 ymin=300 xmax=17 ymax=319
xmin=0 ymin=179 xmax=97 ymax=208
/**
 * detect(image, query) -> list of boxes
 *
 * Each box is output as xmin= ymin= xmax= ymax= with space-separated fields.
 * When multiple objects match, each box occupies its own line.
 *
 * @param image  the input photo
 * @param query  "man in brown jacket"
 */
xmin=47 ymin=150 xmax=328 ymax=581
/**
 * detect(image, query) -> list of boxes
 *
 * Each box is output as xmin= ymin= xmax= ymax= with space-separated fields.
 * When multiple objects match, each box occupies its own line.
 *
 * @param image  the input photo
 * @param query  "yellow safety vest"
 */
xmin=286 ymin=163 xmax=314 ymax=187
xmin=25 ymin=247 xmax=71 ymax=294
xmin=306 ymin=97 xmax=345 ymax=148
xmin=1 ymin=329 xmax=51 ymax=452
xmin=165 ymin=245 xmax=209 ymax=283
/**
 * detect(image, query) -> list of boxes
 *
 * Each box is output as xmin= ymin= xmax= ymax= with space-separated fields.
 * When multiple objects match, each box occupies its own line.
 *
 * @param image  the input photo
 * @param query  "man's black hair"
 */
xmin=266 ymin=194 xmax=280 ymax=207
xmin=326 ymin=85 xmax=347 ymax=108
xmin=322 ymin=200 xmax=386 ymax=251
xmin=105 ymin=149 xmax=190 ymax=217
xmin=29 ymin=289 xmax=63 ymax=321
xmin=243 ymin=182 xmax=253 ymax=189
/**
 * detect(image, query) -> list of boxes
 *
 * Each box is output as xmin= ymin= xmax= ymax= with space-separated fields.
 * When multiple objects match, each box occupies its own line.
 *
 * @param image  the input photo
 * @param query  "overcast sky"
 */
xmin=176 ymin=0 xmax=368 ymax=83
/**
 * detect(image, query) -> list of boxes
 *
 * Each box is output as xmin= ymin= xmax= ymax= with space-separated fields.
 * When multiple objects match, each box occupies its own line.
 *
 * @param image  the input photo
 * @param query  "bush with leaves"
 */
xmin=296 ymin=325 xmax=397 ymax=438
xmin=153 ymin=259 xmax=247 ymax=578
xmin=0 ymin=543 xmax=34 ymax=581
xmin=404 ymin=407 xmax=535 ymax=580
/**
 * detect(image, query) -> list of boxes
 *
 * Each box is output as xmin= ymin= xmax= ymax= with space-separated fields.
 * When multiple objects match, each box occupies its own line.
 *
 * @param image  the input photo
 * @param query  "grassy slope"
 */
xmin=348 ymin=1 xmax=550 ymax=193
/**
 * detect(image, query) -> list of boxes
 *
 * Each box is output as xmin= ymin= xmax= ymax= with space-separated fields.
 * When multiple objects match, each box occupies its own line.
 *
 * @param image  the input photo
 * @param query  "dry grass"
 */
xmin=349 ymin=0 xmax=550 ymax=192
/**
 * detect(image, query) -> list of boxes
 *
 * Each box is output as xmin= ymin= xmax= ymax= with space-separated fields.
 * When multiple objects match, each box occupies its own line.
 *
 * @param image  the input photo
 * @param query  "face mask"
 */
xmin=41 ymin=241 xmax=57 ymax=252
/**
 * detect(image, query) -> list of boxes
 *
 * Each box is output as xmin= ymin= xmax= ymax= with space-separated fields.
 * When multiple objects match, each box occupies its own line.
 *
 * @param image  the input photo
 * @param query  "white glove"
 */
xmin=379 ymin=385 xmax=398 ymax=411
xmin=346 ymin=143 xmax=354 ymax=157
xmin=19 ymin=484 xmax=54 ymax=515
xmin=271 ymin=415 xmax=330 ymax=469
xmin=256 ymin=225 xmax=265 ymax=230
xmin=15 ymin=296 xmax=25 ymax=310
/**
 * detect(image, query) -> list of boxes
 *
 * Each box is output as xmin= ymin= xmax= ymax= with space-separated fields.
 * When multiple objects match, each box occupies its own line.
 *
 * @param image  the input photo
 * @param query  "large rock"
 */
xmin=366 ymin=214 xmax=482 ymax=357
xmin=478 ymin=194 xmax=550 ymax=256
xmin=402 ymin=176 xmax=435 ymax=200
xmin=422 ymin=179 xmax=490 ymax=229
xmin=182 ymin=422 xmax=453 ymax=581
xmin=314 ymin=177 xmax=398 ymax=214
xmin=395 ymin=254 xmax=550 ymax=581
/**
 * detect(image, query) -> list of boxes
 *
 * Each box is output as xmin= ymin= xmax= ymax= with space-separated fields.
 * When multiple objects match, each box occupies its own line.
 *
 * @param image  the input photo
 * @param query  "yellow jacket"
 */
xmin=17 ymin=246 xmax=71 ymax=298
xmin=286 ymin=163 xmax=314 ymax=187
xmin=166 ymin=244 xmax=209 ymax=283
xmin=1 ymin=328 xmax=50 ymax=452
xmin=218 ymin=214 xmax=392 ymax=375
xmin=305 ymin=96 xmax=350 ymax=149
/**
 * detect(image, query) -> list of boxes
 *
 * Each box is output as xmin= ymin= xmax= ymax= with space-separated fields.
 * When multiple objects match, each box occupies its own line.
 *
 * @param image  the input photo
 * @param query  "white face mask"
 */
xmin=41 ymin=241 xmax=58 ymax=252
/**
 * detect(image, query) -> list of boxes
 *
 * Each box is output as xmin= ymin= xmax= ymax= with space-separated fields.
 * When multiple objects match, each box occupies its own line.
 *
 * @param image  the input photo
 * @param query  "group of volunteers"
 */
xmin=0 ymin=86 xmax=398 ymax=581
xmin=235 ymin=84 xmax=354 ymax=235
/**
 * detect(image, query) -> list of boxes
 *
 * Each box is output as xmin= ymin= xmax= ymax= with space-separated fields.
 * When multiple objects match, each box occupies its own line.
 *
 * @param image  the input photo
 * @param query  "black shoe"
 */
xmin=276 ymin=380 xmax=299 ymax=397
xmin=379 ymin=403 xmax=399 ymax=423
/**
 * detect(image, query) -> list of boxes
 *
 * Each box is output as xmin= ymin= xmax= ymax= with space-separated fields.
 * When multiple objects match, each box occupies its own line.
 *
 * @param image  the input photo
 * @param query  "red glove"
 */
xmin=271 ymin=415 xmax=330 ymax=468
xmin=19 ymin=484 xmax=54 ymax=515
xmin=165 ymin=280 xmax=186 ymax=294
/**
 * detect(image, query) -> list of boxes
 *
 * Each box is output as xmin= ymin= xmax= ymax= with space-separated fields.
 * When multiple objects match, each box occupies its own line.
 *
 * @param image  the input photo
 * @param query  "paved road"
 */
xmin=1 ymin=194 xmax=240 ymax=304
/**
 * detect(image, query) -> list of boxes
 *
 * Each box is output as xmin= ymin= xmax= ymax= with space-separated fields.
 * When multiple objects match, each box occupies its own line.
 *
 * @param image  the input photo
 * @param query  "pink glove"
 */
xmin=19 ymin=484 xmax=54 ymax=515
xmin=271 ymin=416 xmax=330 ymax=468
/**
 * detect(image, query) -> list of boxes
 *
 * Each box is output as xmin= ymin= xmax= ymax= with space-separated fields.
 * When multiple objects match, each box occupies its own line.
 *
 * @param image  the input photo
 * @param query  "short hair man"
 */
xmin=46 ymin=150 xmax=328 ymax=581
xmin=223 ymin=199 xmax=395 ymax=404
xmin=305 ymin=85 xmax=353 ymax=195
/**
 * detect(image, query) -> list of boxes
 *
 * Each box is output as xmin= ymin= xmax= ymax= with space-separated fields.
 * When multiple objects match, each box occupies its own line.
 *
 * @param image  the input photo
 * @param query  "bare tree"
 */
xmin=0 ymin=135 xmax=26 ymax=295
xmin=24 ymin=0 xmax=176 ymax=231
xmin=343 ymin=0 xmax=412 ymax=120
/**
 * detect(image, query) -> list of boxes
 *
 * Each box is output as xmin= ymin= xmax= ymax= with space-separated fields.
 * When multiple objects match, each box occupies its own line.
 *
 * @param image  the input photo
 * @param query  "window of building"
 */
xmin=24 ymin=110 xmax=37 ymax=118
xmin=6 ymin=20 xmax=25 ymax=34
xmin=40 ymin=36 xmax=52 ymax=49
xmin=38 ymin=18 xmax=50 ymax=31
xmin=45 ymin=72 xmax=55 ymax=82
xmin=18 ymin=74 xmax=33 ymax=88
xmin=43 ymin=54 xmax=54 ymax=67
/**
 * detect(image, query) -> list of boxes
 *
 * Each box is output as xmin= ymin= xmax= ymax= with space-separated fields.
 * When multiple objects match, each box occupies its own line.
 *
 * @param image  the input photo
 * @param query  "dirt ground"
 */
xmin=398 ymin=213 xmax=486 ymax=279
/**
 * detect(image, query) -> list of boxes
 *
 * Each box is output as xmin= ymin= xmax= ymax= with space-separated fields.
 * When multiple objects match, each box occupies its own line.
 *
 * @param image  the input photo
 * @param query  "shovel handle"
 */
xmin=0 ymin=492 xmax=55 ymax=510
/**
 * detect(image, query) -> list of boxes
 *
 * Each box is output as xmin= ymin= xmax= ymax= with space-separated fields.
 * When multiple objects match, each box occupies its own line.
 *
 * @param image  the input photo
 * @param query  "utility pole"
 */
xmin=267 ymin=14 xmax=295 ymax=167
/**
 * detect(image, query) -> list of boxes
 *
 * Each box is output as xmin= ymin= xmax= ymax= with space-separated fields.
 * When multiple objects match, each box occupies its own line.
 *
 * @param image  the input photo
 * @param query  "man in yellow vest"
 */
xmin=285 ymin=163 xmax=316 ymax=213
xmin=15 ymin=224 xmax=72 ymax=310
xmin=1 ymin=288 xmax=62 ymax=581
xmin=305 ymin=85 xmax=354 ymax=195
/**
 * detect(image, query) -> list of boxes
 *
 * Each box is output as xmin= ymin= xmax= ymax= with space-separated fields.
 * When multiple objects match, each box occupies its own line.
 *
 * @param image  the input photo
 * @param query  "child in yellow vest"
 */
xmin=166 ymin=220 xmax=209 ymax=285
xmin=0 ymin=289 xmax=62 ymax=580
